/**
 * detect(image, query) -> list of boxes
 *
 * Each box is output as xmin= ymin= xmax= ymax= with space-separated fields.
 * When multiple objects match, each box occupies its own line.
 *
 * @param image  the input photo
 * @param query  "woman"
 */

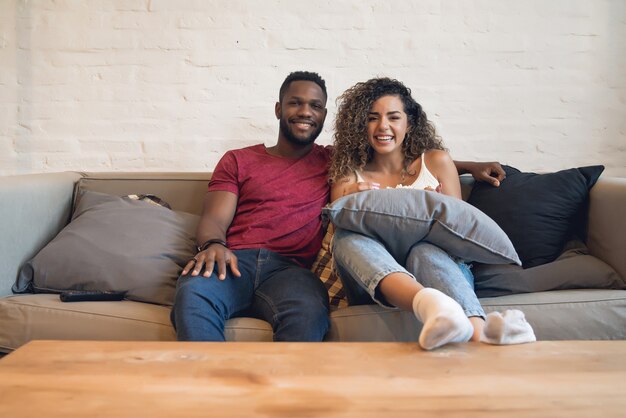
xmin=328 ymin=77 xmax=534 ymax=350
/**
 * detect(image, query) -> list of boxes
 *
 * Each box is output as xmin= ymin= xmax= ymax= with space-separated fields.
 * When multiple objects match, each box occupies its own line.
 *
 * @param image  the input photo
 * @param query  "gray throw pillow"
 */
xmin=14 ymin=190 xmax=199 ymax=306
xmin=474 ymin=240 xmax=626 ymax=297
xmin=323 ymin=188 xmax=521 ymax=266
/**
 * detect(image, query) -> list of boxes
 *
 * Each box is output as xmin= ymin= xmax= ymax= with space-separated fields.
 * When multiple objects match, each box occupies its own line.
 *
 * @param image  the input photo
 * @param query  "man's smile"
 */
xmin=291 ymin=119 xmax=316 ymax=130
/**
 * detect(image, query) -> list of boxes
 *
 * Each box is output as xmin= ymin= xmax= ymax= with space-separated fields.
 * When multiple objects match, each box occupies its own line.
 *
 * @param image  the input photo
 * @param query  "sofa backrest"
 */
xmin=0 ymin=172 xmax=82 ymax=297
xmin=75 ymin=172 xmax=213 ymax=215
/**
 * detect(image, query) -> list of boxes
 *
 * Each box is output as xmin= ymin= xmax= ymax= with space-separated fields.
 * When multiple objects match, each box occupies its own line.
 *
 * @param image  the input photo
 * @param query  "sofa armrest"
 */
xmin=0 ymin=172 xmax=82 ymax=297
xmin=587 ymin=177 xmax=626 ymax=281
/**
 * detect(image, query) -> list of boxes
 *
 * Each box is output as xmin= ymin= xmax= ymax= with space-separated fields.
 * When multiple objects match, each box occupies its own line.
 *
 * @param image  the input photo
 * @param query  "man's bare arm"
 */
xmin=182 ymin=191 xmax=241 ymax=280
xmin=453 ymin=160 xmax=506 ymax=187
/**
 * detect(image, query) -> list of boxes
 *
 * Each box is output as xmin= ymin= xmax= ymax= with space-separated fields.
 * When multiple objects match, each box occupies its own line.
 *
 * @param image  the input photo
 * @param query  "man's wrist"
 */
xmin=453 ymin=160 xmax=471 ymax=175
xmin=197 ymin=239 xmax=228 ymax=253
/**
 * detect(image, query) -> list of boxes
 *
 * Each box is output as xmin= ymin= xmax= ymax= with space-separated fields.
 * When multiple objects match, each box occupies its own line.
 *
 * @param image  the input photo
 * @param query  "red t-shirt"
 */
xmin=208 ymin=144 xmax=332 ymax=268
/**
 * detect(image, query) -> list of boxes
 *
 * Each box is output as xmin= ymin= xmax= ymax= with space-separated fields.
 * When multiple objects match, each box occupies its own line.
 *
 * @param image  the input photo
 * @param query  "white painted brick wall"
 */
xmin=1 ymin=0 xmax=625 ymax=176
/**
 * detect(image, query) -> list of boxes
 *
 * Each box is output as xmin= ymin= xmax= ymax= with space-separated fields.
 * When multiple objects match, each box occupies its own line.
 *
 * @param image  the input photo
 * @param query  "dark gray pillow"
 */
xmin=473 ymin=240 xmax=626 ymax=297
xmin=14 ymin=190 xmax=199 ymax=306
xmin=323 ymin=188 xmax=521 ymax=265
xmin=467 ymin=165 xmax=604 ymax=268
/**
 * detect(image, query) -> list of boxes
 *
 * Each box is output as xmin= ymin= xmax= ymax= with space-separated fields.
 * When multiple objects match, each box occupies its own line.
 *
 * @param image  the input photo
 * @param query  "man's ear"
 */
xmin=275 ymin=102 xmax=281 ymax=119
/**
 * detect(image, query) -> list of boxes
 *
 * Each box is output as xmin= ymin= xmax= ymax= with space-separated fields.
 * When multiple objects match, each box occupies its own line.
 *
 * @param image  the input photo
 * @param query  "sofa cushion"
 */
xmin=0 ymin=294 xmax=272 ymax=352
xmin=14 ymin=190 xmax=199 ymax=306
xmin=474 ymin=240 xmax=626 ymax=297
xmin=323 ymin=289 xmax=626 ymax=341
xmin=323 ymin=188 xmax=521 ymax=265
xmin=467 ymin=165 xmax=604 ymax=268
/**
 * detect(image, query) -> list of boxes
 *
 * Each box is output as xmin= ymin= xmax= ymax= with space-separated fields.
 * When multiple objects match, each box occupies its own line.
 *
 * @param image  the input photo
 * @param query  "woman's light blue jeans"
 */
xmin=332 ymin=228 xmax=485 ymax=318
xmin=171 ymin=249 xmax=330 ymax=341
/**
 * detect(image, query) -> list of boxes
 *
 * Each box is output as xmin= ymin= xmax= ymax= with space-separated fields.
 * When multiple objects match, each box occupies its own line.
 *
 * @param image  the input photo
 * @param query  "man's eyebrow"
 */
xmin=286 ymin=95 xmax=325 ymax=104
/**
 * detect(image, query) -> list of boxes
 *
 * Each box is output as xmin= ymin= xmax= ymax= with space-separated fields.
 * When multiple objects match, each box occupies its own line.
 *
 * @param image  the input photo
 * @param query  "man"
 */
xmin=171 ymin=71 xmax=505 ymax=342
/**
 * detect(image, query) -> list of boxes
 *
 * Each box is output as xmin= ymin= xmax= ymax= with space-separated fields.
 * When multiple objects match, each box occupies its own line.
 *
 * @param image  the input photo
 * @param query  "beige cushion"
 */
xmin=326 ymin=289 xmax=626 ymax=342
xmin=2 ymin=289 xmax=625 ymax=352
xmin=0 ymin=294 xmax=272 ymax=352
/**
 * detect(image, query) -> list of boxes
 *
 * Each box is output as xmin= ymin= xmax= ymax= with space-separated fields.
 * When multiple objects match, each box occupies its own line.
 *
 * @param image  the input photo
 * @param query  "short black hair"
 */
xmin=279 ymin=71 xmax=327 ymax=103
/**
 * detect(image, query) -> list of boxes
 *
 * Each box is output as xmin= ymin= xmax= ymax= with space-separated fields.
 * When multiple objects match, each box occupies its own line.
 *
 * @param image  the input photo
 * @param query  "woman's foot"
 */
xmin=480 ymin=309 xmax=536 ymax=345
xmin=412 ymin=288 xmax=473 ymax=350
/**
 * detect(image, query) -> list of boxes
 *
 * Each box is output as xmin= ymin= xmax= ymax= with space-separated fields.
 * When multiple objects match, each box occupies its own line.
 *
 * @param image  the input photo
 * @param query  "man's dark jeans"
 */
xmin=171 ymin=249 xmax=330 ymax=341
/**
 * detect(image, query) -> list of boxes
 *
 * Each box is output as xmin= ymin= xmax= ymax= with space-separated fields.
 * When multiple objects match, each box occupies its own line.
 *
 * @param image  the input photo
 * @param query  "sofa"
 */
xmin=1 ymin=170 xmax=625 ymax=353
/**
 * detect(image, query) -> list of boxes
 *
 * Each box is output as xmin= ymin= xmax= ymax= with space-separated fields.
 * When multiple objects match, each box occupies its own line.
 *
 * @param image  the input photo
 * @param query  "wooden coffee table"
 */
xmin=0 ymin=340 xmax=624 ymax=417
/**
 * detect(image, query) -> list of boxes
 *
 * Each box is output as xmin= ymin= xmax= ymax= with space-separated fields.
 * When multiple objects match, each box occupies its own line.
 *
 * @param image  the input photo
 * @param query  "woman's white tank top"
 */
xmin=355 ymin=153 xmax=439 ymax=190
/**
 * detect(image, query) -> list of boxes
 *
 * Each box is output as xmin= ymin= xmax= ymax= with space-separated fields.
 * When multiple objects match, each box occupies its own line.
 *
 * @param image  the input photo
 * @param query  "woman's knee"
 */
xmin=405 ymin=242 xmax=450 ymax=271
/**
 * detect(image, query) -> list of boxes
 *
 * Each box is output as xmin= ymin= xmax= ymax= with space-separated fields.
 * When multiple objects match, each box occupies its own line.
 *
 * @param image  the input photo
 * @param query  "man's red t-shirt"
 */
xmin=208 ymin=144 xmax=332 ymax=268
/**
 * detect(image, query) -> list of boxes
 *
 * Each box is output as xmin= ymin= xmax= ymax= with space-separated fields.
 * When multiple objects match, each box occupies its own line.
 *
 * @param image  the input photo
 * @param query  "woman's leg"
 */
xmin=405 ymin=242 xmax=486 ymax=341
xmin=406 ymin=242 xmax=536 ymax=345
xmin=332 ymin=228 xmax=472 ymax=349
xmin=332 ymin=228 xmax=416 ymax=307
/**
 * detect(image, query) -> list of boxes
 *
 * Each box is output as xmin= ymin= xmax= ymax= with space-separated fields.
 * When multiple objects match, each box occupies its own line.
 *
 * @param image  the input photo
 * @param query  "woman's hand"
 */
xmin=424 ymin=183 xmax=443 ymax=193
xmin=343 ymin=181 xmax=380 ymax=196
xmin=331 ymin=179 xmax=379 ymax=202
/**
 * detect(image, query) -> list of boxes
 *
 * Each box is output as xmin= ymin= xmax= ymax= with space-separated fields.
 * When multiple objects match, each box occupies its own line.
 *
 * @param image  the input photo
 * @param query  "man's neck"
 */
xmin=266 ymin=138 xmax=314 ymax=159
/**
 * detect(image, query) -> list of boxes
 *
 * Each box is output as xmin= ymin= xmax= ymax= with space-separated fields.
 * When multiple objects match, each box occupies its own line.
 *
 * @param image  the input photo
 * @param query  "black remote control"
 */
xmin=59 ymin=290 xmax=126 ymax=302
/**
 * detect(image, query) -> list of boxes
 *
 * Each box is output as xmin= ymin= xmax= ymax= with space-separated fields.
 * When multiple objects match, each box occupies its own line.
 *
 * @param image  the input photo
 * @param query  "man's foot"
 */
xmin=412 ymin=288 xmax=473 ymax=350
xmin=480 ymin=309 xmax=536 ymax=345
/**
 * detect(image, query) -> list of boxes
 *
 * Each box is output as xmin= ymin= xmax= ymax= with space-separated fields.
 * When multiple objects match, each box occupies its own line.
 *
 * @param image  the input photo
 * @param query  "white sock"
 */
xmin=412 ymin=288 xmax=473 ymax=350
xmin=480 ymin=309 xmax=536 ymax=345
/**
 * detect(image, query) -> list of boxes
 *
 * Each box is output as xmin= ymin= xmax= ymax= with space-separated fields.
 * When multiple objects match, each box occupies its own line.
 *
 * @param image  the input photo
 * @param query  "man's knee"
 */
xmin=276 ymin=298 xmax=329 ymax=341
xmin=174 ymin=274 xmax=207 ymax=302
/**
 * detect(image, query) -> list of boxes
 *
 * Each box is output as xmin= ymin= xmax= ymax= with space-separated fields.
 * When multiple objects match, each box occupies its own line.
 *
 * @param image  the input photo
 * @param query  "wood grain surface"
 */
xmin=0 ymin=340 xmax=625 ymax=417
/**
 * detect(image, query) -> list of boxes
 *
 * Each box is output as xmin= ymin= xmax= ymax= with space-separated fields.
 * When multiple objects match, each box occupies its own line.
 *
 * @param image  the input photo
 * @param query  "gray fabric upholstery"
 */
xmin=1 ymin=289 xmax=624 ymax=351
xmin=0 ymin=294 xmax=273 ymax=351
xmin=327 ymin=289 xmax=626 ymax=341
xmin=474 ymin=240 xmax=626 ymax=297
xmin=14 ymin=190 xmax=199 ymax=306
xmin=0 ymin=172 xmax=624 ymax=353
xmin=0 ymin=172 xmax=82 ymax=297
xmin=324 ymin=188 xmax=520 ymax=265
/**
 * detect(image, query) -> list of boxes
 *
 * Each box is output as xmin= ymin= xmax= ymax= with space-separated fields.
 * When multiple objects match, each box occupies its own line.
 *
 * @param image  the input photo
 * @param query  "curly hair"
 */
xmin=329 ymin=77 xmax=446 ymax=183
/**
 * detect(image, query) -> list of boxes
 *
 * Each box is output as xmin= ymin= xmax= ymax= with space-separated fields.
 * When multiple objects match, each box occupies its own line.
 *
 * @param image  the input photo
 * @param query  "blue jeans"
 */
xmin=171 ymin=249 xmax=330 ymax=341
xmin=332 ymin=228 xmax=485 ymax=318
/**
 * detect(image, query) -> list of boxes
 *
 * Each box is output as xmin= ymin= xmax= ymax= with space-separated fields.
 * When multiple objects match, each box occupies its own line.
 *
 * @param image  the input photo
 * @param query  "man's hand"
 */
xmin=182 ymin=243 xmax=241 ymax=280
xmin=462 ymin=161 xmax=506 ymax=187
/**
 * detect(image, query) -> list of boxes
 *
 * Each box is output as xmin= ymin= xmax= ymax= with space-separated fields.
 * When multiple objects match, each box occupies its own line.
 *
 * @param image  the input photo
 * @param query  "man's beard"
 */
xmin=279 ymin=117 xmax=324 ymax=146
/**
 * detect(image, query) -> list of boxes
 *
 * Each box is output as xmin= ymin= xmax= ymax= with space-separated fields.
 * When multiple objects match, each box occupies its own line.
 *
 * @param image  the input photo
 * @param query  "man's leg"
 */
xmin=249 ymin=250 xmax=330 ymax=342
xmin=171 ymin=250 xmax=256 ymax=341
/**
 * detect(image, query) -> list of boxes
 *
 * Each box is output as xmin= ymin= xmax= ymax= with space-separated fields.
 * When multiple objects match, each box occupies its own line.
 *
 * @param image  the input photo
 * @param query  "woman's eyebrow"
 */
xmin=368 ymin=110 xmax=402 ymax=115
